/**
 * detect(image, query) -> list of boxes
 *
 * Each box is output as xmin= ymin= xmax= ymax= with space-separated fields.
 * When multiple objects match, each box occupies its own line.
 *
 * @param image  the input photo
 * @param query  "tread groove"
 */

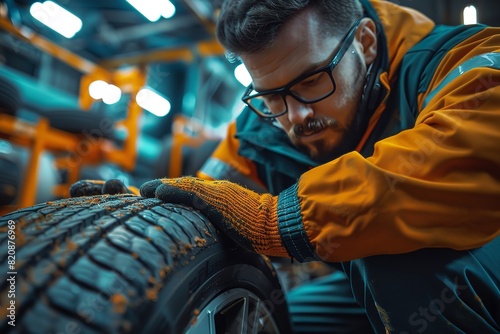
xmin=120 ymin=216 xmax=176 ymax=267
xmin=44 ymin=286 xmax=110 ymax=332
xmin=102 ymin=236 xmax=159 ymax=279
xmin=138 ymin=210 xmax=188 ymax=252
xmin=85 ymin=250 xmax=147 ymax=295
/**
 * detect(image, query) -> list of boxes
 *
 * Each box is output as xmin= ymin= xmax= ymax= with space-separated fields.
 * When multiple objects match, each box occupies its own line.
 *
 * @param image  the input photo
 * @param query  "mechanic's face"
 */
xmin=241 ymin=9 xmax=377 ymax=161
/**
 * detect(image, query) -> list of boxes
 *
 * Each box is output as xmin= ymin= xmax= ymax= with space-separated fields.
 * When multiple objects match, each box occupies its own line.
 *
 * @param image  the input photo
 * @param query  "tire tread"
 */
xmin=0 ymin=195 xmax=220 ymax=333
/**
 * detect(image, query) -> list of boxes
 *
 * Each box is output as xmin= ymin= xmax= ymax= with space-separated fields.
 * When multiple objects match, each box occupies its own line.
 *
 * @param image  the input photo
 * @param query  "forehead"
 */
xmin=241 ymin=9 xmax=340 ymax=91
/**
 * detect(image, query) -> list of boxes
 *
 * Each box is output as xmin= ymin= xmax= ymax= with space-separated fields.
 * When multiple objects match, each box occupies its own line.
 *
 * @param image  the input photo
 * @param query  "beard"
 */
xmin=287 ymin=55 xmax=367 ymax=163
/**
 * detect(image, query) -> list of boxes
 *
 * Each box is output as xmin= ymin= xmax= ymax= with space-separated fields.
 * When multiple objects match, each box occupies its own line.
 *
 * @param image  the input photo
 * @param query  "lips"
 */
xmin=302 ymin=128 xmax=332 ymax=145
xmin=300 ymin=126 xmax=325 ymax=137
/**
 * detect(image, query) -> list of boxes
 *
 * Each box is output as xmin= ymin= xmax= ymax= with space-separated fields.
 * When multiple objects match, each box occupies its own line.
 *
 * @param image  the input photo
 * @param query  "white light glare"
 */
xmin=136 ymin=88 xmax=171 ymax=117
xmin=161 ymin=1 xmax=176 ymax=19
xmin=88 ymin=80 xmax=122 ymax=105
xmin=103 ymin=85 xmax=122 ymax=105
xmin=234 ymin=64 xmax=252 ymax=87
xmin=88 ymin=80 xmax=108 ymax=99
xmin=463 ymin=5 xmax=477 ymax=25
xmin=125 ymin=0 xmax=176 ymax=22
xmin=30 ymin=1 xmax=82 ymax=38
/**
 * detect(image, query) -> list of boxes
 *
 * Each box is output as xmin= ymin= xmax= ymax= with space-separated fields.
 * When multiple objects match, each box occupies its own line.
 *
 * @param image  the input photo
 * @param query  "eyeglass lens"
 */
xmin=247 ymin=71 xmax=335 ymax=116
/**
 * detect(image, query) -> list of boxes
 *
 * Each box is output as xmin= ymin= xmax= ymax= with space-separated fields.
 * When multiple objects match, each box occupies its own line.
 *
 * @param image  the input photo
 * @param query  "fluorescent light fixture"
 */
xmin=161 ymin=1 xmax=176 ymax=19
xmin=234 ymin=63 xmax=252 ymax=87
xmin=136 ymin=88 xmax=171 ymax=117
xmin=125 ymin=0 xmax=176 ymax=22
xmin=30 ymin=1 xmax=82 ymax=38
xmin=88 ymin=80 xmax=108 ymax=99
xmin=103 ymin=85 xmax=122 ymax=105
xmin=88 ymin=80 xmax=122 ymax=105
xmin=463 ymin=5 xmax=477 ymax=25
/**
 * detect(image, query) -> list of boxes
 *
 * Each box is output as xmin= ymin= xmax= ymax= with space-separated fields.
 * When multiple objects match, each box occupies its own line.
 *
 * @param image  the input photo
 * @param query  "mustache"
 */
xmin=289 ymin=116 xmax=338 ymax=139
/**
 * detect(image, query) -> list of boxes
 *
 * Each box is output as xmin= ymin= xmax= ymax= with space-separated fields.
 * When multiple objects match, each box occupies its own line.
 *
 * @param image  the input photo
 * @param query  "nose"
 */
xmin=285 ymin=96 xmax=314 ymax=124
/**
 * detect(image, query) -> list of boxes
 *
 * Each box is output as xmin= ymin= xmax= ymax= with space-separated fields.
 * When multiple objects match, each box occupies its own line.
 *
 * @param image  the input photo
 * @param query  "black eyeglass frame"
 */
xmin=241 ymin=18 xmax=364 ymax=118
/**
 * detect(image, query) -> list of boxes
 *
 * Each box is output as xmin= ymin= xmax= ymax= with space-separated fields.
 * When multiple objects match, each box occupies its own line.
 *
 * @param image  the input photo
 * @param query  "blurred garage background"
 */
xmin=0 ymin=0 xmax=499 ymax=213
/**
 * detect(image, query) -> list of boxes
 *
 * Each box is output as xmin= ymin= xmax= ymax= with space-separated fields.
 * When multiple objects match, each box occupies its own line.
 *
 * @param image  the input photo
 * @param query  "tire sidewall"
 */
xmin=141 ymin=243 xmax=291 ymax=334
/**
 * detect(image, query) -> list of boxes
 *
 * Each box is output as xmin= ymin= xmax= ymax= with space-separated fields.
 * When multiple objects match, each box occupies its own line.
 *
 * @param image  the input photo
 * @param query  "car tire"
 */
xmin=0 ymin=195 xmax=291 ymax=333
xmin=0 ymin=76 xmax=21 ymax=115
xmin=0 ymin=156 xmax=20 ymax=205
xmin=36 ymin=109 xmax=116 ymax=139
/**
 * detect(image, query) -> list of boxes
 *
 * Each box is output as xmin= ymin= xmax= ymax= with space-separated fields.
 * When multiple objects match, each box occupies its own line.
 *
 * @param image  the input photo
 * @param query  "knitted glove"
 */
xmin=69 ymin=179 xmax=140 ymax=197
xmin=140 ymin=177 xmax=289 ymax=257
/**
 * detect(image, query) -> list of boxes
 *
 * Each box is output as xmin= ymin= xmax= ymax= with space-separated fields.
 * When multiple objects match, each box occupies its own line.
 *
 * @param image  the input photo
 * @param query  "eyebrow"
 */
xmin=253 ymin=46 xmax=337 ymax=92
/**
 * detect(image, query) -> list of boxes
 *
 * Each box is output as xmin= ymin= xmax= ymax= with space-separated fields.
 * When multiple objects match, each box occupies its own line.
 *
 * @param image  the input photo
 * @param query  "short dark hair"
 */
xmin=216 ymin=0 xmax=363 ymax=61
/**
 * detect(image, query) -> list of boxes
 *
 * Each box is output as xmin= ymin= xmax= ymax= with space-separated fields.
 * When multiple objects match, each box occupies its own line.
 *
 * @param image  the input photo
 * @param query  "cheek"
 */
xmin=313 ymin=95 xmax=351 ymax=121
xmin=321 ymin=61 xmax=365 ymax=122
xmin=331 ymin=75 xmax=355 ymax=108
xmin=333 ymin=54 xmax=366 ymax=99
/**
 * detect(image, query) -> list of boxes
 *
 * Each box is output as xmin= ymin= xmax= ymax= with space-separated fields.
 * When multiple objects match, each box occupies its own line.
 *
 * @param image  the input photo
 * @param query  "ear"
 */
xmin=355 ymin=18 xmax=378 ymax=66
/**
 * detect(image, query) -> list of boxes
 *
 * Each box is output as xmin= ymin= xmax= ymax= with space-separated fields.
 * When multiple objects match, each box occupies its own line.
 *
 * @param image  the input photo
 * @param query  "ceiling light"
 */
xmin=88 ymin=80 xmax=108 ymax=99
xmin=125 ymin=0 xmax=176 ymax=22
xmin=162 ymin=1 xmax=176 ymax=19
xmin=136 ymin=88 xmax=171 ymax=117
xmin=234 ymin=64 xmax=252 ymax=87
xmin=89 ymin=80 xmax=122 ymax=105
xmin=463 ymin=5 xmax=477 ymax=25
xmin=102 ymin=85 xmax=122 ymax=105
xmin=30 ymin=1 xmax=82 ymax=38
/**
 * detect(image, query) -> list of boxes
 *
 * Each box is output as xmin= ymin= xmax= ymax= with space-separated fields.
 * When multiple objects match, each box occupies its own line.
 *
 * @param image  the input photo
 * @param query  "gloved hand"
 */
xmin=140 ymin=177 xmax=289 ymax=257
xmin=69 ymin=179 xmax=140 ymax=197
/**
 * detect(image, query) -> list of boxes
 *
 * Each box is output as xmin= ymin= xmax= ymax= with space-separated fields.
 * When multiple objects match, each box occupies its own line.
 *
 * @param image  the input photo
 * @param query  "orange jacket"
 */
xmin=199 ymin=1 xmax=500 ymax=262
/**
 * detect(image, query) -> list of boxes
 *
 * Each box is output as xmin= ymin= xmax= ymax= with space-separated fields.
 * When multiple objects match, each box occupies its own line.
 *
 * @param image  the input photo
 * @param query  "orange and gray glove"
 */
xmin=140 ymin=177 xmax=290 ymax=257
xmin=69 ymin=179 xmax=140 ymax=197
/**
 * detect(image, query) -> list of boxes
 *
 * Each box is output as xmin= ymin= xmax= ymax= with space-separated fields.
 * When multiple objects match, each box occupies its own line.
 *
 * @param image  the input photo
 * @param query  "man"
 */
xmin=90 ymin=0 xmax=500 ymax=332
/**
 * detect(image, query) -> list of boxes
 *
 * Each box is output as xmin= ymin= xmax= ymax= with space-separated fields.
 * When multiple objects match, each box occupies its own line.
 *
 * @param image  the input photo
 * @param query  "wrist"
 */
xmin=256 ymin=194 xmax=290 ymax=257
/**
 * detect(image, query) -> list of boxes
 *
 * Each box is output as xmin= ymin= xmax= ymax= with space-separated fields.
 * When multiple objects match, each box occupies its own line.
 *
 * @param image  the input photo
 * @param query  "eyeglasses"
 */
xmin=242 ymin=18 xmax=363 ymax=118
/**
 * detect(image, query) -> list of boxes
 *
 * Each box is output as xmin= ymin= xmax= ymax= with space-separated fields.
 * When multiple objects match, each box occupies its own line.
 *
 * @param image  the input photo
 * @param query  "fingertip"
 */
xmin=154 ymin=183 xmax=191 ymax=204
xmin=154 ymin=183 xmax=170 ymax=200
xmin=69 ymin=180 xmax=104 ymax=197
xmin=102 ymin=179 xmax=129 ymax=194
xmin=140 ymin=179 xmax=163 ymax=197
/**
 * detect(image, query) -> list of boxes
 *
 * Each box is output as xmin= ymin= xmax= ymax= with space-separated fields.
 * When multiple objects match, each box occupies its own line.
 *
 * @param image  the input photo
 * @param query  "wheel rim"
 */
xmin=185 ymin=288 xmax=281 ymax=334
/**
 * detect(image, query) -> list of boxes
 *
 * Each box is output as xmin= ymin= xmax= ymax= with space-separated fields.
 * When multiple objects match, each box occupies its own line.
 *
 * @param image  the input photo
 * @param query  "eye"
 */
xmin=299 ymin=72 xmax=325 ymax=87
xmin=263 ymin=94 xmax=281 ymax=105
